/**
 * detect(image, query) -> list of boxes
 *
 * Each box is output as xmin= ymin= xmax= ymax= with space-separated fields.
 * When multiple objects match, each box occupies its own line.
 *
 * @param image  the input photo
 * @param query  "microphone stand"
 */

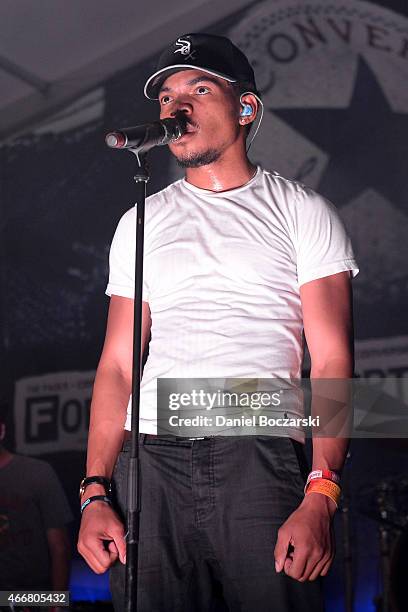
xmin=105 ymin=116 xmax=186 ymax=611
xmin=124 ymin=148 xmax=149 ymax=612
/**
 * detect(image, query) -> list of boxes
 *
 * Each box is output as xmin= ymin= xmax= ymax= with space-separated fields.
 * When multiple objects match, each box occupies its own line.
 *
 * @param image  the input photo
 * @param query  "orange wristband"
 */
xmin=305 ymin=478 xmax=341 ymax=508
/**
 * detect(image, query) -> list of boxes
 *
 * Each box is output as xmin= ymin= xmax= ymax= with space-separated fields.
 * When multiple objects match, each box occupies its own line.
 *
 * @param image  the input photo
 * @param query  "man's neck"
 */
xmin=184 ymin=155 xmax=257 ymax=193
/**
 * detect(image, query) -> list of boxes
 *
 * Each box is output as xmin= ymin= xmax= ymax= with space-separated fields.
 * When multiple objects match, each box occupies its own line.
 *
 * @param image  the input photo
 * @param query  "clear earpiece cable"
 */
xmin=240 ymin=91 xmax=264 ymax=153
xmin=247 ymin=94 xmax=264 ymax=153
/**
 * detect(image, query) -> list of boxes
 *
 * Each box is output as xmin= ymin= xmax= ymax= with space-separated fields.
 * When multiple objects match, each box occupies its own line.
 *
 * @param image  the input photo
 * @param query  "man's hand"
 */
xmin=77 ymin=501 xmax=126 ymax=573
xmin=274 ymin=493 xmax=336 ymax=582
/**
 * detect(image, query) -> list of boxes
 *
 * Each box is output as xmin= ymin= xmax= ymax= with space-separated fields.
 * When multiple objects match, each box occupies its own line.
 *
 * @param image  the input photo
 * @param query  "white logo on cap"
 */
xmin=174 ymin=37 xmax=195 ymax=60
xmin=174 ymin=38 xmax=191 ymax=55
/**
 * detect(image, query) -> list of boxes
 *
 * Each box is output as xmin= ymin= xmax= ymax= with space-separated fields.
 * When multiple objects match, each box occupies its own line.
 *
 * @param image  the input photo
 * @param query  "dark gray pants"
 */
xmin=110 ymin=435 xmax=325 ymax=612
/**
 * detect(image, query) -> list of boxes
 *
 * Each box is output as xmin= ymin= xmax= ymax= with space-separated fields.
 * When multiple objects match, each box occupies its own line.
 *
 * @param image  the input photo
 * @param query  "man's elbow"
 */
xmin=310 ymin=354 xmax=354 ymax=378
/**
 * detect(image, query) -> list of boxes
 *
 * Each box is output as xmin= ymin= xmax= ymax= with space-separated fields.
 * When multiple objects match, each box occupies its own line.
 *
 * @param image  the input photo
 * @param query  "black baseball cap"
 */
xmin=144 ymin=33 xmax=258 ymax=100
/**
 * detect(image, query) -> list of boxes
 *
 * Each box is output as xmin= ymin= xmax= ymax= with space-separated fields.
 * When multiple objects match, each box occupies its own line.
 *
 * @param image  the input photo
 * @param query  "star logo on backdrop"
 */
xmin=272 ymin=57 xmax=408 ymax=210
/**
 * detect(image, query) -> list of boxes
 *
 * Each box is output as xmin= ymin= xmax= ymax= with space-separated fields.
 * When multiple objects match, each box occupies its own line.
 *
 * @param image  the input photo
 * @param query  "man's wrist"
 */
xmin=81 ymin=495 xmax=112 ymax=514
xmin=301 ymin=490 xmax=337 ymax=517
xmin=79 ymin=475 xmax=111 ymax=498
xmin=79 ymin=483 xmax=108 ymax=502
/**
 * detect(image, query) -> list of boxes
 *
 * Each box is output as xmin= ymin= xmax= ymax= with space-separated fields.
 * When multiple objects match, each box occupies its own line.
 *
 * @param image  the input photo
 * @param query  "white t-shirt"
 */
xmin=106 ymin=166 xmax=359 ymax=441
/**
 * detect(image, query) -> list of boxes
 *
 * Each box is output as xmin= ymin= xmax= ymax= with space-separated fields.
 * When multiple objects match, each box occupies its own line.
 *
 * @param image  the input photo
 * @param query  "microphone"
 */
xmin=105 ymin=117 xmax=187 ymax=152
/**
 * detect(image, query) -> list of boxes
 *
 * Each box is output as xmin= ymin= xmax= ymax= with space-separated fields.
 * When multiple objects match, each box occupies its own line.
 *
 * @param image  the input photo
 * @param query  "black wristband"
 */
xmin=79 ymin=476 xmax=111 ymax=498
xmin=80 ymin=495 xmax=112 ymax=514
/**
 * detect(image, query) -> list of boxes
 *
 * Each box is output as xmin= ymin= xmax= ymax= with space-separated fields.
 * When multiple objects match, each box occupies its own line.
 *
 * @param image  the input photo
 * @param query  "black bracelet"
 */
xmin=79 ymin=476 xmax=111 ymax=498
xmin=80 ymin=495 xmax=112 ymax=514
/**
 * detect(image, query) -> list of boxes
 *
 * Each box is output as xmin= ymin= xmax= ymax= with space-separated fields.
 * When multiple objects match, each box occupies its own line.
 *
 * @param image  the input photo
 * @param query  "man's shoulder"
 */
xmin=114 ymin=179 xmax=184 ymax=230
xmin=260 ymin=167 xmax=333 ymax=212
xmin=1 ymin=454 xmax=57 ymax=486
xmin=8 ymin=453 xmax=55 ymax=473
xmin=146 ymin=178 xmax=185 ymax=205
xmin=260 ymin=167 xmax=309 ymax=197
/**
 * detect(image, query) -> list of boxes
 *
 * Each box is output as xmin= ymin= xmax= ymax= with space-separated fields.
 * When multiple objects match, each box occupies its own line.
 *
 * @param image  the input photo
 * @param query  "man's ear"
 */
xmin=239 ymin=93 xmax=259 ymax=126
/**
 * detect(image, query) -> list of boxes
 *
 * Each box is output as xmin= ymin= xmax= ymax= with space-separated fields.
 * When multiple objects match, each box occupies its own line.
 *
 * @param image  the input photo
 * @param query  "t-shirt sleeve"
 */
xmin=294 ymin=186 xmax=359 ymax=287
xmin=36 ymin=462 xmax=73 ymax=529
xmin=105 ymin=207 xmax=150 ymax=301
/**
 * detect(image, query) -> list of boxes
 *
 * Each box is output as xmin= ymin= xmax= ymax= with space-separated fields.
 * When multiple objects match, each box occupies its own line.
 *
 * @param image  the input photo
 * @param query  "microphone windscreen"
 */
xmin=105 ymin=132 xmax=126 ymax=148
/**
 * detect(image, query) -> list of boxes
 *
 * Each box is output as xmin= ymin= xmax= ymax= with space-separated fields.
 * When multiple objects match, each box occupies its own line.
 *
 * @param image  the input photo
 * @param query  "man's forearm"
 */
xmin=310 ymin=357 xmax=353 ymax=476
xmin=47 ymin=528 xmax=71 ymax=591
xmin=311 ymin=437 xmax=349 ymax=474
xmin=50 ymin=547 xmax=71 ymax=590
xmin=84 ymin=364 xmax=131 ymax=498
xmin=78 ymin=338 xmax=133 ymax=571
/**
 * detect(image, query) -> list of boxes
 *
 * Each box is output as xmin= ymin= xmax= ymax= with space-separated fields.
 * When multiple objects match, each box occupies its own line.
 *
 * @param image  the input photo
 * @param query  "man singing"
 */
xmin=78 ymin=33 xmax=359 ymax=611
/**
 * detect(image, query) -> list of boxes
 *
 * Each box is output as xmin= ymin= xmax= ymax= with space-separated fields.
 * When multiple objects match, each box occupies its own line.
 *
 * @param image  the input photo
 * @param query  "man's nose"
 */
xmin=169 ymin=100 xmax=193 ymax=117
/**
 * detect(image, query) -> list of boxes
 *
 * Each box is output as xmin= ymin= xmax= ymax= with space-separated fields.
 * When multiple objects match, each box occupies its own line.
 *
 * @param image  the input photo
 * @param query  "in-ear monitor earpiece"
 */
xmin=240 ymin=103 xmax=253 ymax=117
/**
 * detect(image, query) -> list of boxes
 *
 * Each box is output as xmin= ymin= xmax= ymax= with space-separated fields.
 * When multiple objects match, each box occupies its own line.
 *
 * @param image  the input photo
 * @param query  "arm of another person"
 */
xmin=274 ymin=270 xmax=354 ymax=581
xmin=77 ymin=295 xmax=151 ymax=573
xmin=47 ymin=526 xmax=71 ymax=590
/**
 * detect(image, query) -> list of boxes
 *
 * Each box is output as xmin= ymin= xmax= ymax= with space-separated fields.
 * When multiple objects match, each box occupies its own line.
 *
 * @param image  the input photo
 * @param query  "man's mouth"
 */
xmin=176 ymin=116 xmax=198 ymax=133
xmin=184 ymin=119 xmax=199 ymax=134
xmin=173 ymin=122 xmax=198 ymax=142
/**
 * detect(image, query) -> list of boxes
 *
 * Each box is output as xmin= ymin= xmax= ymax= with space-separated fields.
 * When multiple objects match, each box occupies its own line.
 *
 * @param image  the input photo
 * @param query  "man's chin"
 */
xmin=174 ymin=148 xmax=221 ymax=168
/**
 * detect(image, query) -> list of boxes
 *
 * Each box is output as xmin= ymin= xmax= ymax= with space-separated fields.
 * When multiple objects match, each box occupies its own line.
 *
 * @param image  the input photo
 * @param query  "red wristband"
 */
xmin=304 ymin=469 xmax=340 ymax=494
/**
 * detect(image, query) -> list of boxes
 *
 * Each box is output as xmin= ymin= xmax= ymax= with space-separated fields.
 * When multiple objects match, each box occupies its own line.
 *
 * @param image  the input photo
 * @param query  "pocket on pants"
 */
xmin=255 ymin=435 xmax=307 ymax=494
xmin=111 ymin=448 xmax=130 ymax=522
xmin=279 ymin=436 xmax=309 ymax=489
